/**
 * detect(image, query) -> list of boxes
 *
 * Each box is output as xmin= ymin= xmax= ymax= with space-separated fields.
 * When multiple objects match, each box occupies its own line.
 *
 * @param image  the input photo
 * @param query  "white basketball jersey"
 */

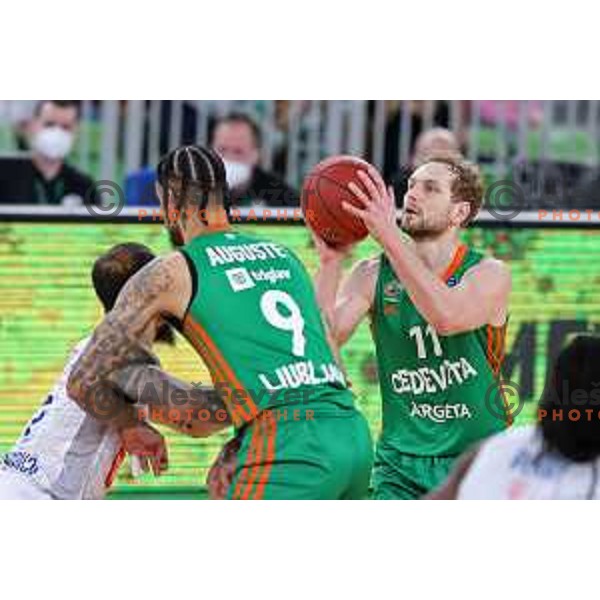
xmin=458 ymin=425 xmax=600 ymax=500
xmin=0 ymin=337 xmax=124 ymax=500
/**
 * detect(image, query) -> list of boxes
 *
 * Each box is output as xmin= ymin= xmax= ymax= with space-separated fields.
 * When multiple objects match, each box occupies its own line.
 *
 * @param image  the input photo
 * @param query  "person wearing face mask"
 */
xmin=211 ymin=113 xmax=299 ymax=208
xmin=0 ymin=100 xmax=98 ymax=206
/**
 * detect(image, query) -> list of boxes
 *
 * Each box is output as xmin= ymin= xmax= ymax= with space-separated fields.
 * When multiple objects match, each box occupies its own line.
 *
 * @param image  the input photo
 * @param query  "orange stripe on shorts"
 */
xmin=232 ymin=423 xmax=261 ymax=499
xmin=240 ymin=418 xmax=268 ymax=500
xmin=253 ymin=413 xmax=277 ymax=500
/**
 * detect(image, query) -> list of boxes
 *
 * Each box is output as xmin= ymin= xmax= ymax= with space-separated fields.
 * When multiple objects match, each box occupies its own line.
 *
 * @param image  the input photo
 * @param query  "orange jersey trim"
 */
xmin=183 ymin=320 xmax=244 ymax=426
xmin=441 ymin=243 xmax=468 ymax=282
xmin=183 ymin=316 xmax=259 ymax=426
xmin=486 ymin=323 xmax=512 ymax=426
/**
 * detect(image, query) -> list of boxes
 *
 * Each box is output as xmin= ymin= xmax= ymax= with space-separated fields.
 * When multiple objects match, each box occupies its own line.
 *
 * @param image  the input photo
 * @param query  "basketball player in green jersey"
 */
xmin=67 ymin=144 xmax=373 ymax=500
xmin=313 ymin=156 xmax=512 ymax=499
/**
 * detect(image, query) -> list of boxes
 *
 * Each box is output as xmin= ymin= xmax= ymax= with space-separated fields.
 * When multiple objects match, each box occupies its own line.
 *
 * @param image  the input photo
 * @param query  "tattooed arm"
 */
xmin=107 ymin=363 xmax=231 ymax=438
xmin=66 ymin=252 xmax=192 ymax=430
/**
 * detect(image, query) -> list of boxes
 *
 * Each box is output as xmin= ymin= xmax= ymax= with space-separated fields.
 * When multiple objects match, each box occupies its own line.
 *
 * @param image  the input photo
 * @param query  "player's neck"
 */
xmin=413 ymin=230 xmax=462 ymax=275
xmin=183 ymin=209 xmax=231 ymax=242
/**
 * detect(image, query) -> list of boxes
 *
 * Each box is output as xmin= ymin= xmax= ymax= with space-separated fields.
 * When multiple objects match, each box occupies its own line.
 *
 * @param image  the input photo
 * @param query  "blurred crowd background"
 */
xmin=1 ymin=100 xmax=600 ymax=211
xmin=1 ymin=100 xmax=599 ymax=495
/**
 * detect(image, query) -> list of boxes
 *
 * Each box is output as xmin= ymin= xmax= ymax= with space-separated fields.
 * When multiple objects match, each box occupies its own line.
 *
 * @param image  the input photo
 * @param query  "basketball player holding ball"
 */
xmin=68 ymin=144 xmax=373 ymax=500
xmin=308 ymin=155 xmax=512 ymax=499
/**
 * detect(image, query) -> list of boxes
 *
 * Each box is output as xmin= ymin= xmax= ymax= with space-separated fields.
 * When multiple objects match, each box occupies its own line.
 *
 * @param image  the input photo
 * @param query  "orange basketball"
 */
xmin=301 ymin=155 xmax=385 ymax=248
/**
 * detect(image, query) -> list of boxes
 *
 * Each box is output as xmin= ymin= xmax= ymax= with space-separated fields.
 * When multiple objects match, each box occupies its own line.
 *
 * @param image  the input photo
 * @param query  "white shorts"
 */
xmin=0 ymin=470 xmax=52 ymax=500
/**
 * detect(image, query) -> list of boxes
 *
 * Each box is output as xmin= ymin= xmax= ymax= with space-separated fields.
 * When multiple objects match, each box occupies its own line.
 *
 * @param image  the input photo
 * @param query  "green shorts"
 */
xmin=372 ymin=448 xmax=458 ymax=500
xmin=227 ymin=405 xmax=373 ymax=500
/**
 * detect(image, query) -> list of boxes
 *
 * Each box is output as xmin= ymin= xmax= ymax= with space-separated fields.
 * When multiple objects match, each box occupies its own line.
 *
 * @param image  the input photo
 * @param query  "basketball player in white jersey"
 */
xmin=427 ymin=336 xmax=600 ymax=499
xmin=0 ymin=243 xmax=228 ymax=500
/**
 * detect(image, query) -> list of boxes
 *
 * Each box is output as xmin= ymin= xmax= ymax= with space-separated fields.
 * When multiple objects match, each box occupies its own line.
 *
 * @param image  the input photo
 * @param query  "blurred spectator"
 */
xmin=413 ymin=127 xmax=462 ymax=166
xmin=0 ymin=101 xmax=37 ymax=150
xmin=389 ymin=127 xmax=462 ymax=205
xmin=383 ymin=101 xmax=451 ymax=180
xmin=211 ymin=113 xmax=299 ymax=207
xmin=479 ymin=101 xmax=543 ymax=131
xmin=0 ymin=100 xmax=98 ymax=205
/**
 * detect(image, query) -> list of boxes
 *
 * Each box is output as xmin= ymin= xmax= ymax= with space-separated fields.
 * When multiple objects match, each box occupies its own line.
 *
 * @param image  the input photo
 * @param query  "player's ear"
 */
xmin=454 ymin=201 xmax=471 ymax=228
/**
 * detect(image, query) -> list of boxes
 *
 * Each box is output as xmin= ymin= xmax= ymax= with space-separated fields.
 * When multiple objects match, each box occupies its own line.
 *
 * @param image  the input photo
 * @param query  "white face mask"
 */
xmin=223 ymin=160 xmax=252 ymax=189
xmin=32 ymin=126 xmax=74 ymax=160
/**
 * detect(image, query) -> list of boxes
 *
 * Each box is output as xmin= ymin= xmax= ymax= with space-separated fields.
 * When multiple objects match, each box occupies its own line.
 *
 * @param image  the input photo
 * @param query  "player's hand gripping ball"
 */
xmin=301 ymin=155 xmax=387 ymax=248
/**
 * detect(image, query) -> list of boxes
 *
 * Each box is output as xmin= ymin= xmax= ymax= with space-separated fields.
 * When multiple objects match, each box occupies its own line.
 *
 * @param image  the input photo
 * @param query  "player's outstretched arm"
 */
xmin=332 ymin=257 xmax=378 ymax=347
xmin=66 ymin=252 xmax=191 ymax=430
xmin=312 ymin=231 xmax=377 ymax=348
xmin=107 ymin=363 xmax=231 ymax=438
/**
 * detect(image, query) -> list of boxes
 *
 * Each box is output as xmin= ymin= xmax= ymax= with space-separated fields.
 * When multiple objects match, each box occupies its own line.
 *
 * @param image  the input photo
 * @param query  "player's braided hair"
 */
xmin=157 ymin=145 xmax=230 ymax=216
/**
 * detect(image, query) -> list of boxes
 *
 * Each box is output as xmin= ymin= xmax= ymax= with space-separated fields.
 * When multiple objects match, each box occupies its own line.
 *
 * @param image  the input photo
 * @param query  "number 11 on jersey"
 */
xmin=409 ymin=325 xmax=443 ymax=360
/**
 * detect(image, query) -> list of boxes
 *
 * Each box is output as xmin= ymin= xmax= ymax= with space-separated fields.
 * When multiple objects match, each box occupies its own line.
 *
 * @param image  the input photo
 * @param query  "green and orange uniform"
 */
xmin=371 ymin=243 xmax=510 ymax=499
xmin=179 ymin=228 xmax=373 ymax=499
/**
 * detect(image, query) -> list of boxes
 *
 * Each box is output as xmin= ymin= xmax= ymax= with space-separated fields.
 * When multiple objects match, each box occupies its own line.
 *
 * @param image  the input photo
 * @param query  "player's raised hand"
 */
xmin=309 ymin=224 xmax=355 ymax=265
xmin=344 ymin=167 xmax=398 ymax=246
xmin=120 ymin=422 xmax=169 ymax=476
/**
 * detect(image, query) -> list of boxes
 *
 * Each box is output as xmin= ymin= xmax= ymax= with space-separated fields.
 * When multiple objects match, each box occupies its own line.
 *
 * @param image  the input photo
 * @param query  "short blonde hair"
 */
xmin=423 ymin=155 xmax=484 ymax=226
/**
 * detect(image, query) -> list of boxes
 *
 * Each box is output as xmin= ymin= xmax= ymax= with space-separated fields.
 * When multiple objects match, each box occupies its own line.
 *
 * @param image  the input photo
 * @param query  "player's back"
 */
xmin=457 ymin=425 xmax=600 ymax=499
xmin=179 ymin=228 xmax=355 ymax=427
xmin=0 ymin=337 xmax=124 ymax=499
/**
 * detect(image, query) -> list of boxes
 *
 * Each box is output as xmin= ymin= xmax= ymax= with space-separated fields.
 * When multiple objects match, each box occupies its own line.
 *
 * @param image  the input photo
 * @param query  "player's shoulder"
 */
xmin=132 ymin=251 xmax=190 ymax=286
xmin=480 ymin=255 xmax=509 ymax=272
xmin=466 ymin=255 xmax=511 ymax=283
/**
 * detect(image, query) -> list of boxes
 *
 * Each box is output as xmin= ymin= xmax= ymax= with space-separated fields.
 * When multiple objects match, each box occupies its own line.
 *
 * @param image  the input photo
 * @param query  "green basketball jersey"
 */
xmin=372 ymin=243 xmax=509 ymax=458
xmin=179 ymin=228 xmax=354 ymax=428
